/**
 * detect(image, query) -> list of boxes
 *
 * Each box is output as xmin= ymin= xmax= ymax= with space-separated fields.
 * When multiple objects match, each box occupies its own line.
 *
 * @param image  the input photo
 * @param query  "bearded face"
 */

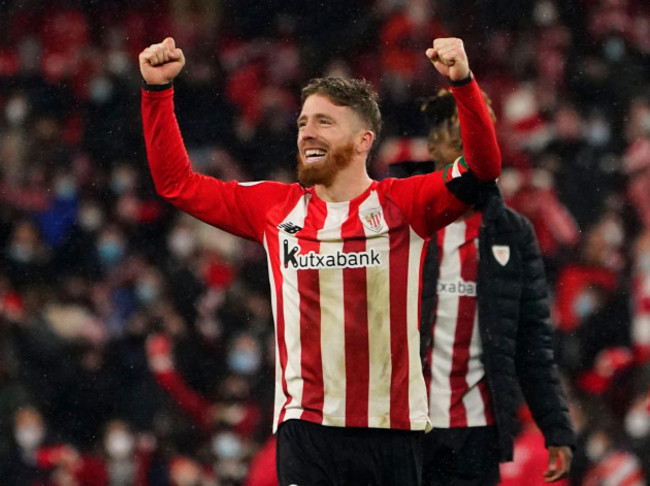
xmin=297 ymin=139 xmax=355 ymax=187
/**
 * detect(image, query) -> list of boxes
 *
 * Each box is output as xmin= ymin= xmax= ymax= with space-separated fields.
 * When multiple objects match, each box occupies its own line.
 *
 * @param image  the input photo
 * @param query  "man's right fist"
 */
xmin=139 ymin=37 xmax=185 ymax=85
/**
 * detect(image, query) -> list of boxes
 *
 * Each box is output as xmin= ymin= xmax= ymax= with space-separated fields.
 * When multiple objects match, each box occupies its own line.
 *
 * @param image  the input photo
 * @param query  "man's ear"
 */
xmin=357 ymin=130 xmax=375 ymax=154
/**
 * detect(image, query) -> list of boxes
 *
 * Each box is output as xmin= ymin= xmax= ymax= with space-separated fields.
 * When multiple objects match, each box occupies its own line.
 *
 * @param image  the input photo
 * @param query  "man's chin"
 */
xmin=298 ymin=166 xmax=332 ymax=187
xmin=296 ymin=142 xmax=353 ymax=187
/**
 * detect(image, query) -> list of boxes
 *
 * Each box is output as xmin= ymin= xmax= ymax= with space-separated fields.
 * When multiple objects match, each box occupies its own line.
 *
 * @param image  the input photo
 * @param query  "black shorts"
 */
xmin=422 ymin=426 xmax=501 ymax=486
xmin=276 ymin=419 xmax=424 ymax=486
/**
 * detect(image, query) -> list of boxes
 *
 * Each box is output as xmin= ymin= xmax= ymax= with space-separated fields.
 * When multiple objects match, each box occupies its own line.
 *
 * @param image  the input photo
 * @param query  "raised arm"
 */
xmin=139 ymin=38 xmax=275 ymax=241
xmin=426 ymin=38 xmax=501 ymax=182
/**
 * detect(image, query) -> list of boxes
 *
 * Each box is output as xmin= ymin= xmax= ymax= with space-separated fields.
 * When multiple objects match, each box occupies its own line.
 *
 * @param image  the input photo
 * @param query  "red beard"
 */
xmin=297 ymin=141 xmax=355 ymax=187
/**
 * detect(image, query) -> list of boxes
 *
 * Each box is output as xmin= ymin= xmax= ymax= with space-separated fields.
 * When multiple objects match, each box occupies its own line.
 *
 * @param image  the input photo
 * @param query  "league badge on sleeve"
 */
xmin=491 ymin=245 xmax=510 ymax=266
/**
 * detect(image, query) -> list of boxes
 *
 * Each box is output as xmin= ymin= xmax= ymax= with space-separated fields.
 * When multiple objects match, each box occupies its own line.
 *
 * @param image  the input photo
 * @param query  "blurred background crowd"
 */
xmin=0 ymin=0 xmax=649 ymax=484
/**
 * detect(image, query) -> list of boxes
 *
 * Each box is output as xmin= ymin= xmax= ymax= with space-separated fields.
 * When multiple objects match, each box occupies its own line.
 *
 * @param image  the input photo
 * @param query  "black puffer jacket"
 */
xmin=389 ymin=162 xmax=576 ymax=461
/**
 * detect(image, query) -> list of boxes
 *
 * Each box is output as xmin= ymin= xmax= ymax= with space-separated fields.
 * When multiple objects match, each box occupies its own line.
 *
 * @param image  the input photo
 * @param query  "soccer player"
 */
xmin=139 ymin=36 xmax=500 ymax=485
xmin=388 ymin=90 xmax=576 ymax=485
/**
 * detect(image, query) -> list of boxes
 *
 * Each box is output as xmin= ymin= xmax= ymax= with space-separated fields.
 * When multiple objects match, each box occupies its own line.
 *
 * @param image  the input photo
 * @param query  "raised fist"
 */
xmin=426 ymin=37 xmax=470 ymax=82
xmin=139 ymin=37 xmax=185 ymax=85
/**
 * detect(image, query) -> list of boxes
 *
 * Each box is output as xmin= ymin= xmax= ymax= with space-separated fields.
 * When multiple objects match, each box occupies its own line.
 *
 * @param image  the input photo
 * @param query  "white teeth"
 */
xmin=305 ymin=149 xmax=326 ymax=158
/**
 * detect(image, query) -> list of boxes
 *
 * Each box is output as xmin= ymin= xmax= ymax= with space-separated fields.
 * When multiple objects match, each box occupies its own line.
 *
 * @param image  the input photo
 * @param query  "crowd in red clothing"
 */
xmin=0 ymin=0 xmax=650 ymax=484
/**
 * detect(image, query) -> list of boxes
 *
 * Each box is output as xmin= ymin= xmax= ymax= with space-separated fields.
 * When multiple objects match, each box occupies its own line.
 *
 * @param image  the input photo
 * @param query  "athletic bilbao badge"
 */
xmin=360 ymin=208 xmax=383 ymax=233
xmin=491 ymin=245 xmax=510 ymax=266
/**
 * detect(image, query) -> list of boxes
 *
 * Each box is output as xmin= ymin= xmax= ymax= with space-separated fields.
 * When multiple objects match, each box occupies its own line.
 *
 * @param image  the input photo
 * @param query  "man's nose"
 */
xmin=298 ymin=123 xmax=316 ymax=141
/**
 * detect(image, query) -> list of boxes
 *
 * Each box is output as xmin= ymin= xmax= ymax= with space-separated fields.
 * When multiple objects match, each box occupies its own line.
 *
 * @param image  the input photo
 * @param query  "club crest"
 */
xmin=491 ymin=245 xmax=510 ymax=266
xmin=359 ymin=208 xmax=384 ymax=233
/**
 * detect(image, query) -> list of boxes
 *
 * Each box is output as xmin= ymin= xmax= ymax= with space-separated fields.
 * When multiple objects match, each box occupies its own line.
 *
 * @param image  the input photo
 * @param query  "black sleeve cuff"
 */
xmin=450 ymin=72 xmax=473 ymax=87
xmin=445 ymin=168 xmax=497 ymax=206
xmin=142 ymin=80 xmax=174 ymax=91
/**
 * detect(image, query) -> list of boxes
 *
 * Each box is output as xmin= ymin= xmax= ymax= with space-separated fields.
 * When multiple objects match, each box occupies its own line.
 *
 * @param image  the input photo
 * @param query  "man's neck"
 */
xmin=313 ymin=161 xmax=373 ymax=203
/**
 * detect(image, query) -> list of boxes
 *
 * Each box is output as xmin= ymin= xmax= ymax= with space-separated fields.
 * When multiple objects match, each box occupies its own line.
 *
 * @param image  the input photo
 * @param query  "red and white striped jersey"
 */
xmin=141 ymin=77 xmax=500 ymax=433
xmin=427 ymin=211 xmax=495 ymax=427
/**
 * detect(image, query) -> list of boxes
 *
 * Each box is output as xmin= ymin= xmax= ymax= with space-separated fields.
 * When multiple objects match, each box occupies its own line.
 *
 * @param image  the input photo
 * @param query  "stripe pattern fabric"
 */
xmin=265 ymin=187 xmax=431 ymax=432
xmin=428 ymin=211 xmax=495 ymax=428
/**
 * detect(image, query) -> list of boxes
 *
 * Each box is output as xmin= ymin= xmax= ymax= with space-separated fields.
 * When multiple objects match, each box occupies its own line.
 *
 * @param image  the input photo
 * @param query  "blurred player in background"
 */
xmin=388 ymin=89 xmax=575 ymax=485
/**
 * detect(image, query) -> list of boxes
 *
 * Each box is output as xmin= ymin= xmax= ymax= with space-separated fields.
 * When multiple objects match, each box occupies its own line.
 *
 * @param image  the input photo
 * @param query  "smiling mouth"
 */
xmin=304 ymin=148 xmax=328 ymax=164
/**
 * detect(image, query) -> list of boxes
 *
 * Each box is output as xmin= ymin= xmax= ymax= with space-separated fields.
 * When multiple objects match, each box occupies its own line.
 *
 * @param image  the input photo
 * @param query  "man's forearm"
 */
xmin=451 ymin=77 xmax=501 ymax=182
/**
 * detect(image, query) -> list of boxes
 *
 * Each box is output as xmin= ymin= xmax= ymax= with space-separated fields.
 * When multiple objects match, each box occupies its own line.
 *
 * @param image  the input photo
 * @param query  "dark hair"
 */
xmin=420 ymin=89 xmax=496 ymax=149
xmin=301 ymin=77 xmax=382 ymax=141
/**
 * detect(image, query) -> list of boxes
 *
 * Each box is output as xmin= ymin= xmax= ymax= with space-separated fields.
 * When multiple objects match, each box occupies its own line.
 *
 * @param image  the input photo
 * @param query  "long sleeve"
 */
xmin=451 ymin=77 xmax=501 ymax=182
xmin=141 ymin=87 xmax=288 ymax=242
xmin=515 ymin=217 xmax=576 ymax=449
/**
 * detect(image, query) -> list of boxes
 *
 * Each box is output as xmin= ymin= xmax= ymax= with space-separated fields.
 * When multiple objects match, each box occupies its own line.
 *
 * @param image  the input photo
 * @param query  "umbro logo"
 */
xmin=277 ymin=222 xmax=303 ymax=234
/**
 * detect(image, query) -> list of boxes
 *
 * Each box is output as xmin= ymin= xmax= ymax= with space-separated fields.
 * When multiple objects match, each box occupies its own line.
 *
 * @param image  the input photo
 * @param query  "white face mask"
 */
xmin=15 ymin=425 xmax=44 ymax=450
xmin=78 ymin=205 xmax=104 ymax=232
xmin=625 ymin=409 xmax=650 ymax=440
xmin=105 ymin=431 xmax=134 ymax=459
xmin=586 ymin=434 xmax=608 ymax=462
xmin=5 ymin=95 xmax=28 ymax=127
xmin=212 ymin=432 xmax=243 ymax=459
xmin=168 ymin=229 xmax=197 ymax=259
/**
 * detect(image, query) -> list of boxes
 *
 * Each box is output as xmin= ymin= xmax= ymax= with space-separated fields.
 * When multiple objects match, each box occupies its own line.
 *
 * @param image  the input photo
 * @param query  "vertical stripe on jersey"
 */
xmin=317 ymin=202 xmax=349 ymax=426
xmin=448 ymin=218 xmax=478 ymax=427
xmin=430 ymin=224 xmax=460 ymax=426
xmin=459 ymin=214 xmax=492 ymax=427
xmin=268 ymin=197 xmax=310 ymax=426
xmin=429 ymin=214 xmax=493 ymax=428
xmin=383 ymin=198 xmax=413 ymax=429
xmin=361 ymin=193 xmax=393 ymax=428
xmin=265 ymin=231 xmax=289 ymax=431
xmin=297 ymin=200 xmax=327 ymax=424
xmin=407 ymin=227 xmax=429 ymax=429
xmin=340 ymin=201 xmax=370 ymax=427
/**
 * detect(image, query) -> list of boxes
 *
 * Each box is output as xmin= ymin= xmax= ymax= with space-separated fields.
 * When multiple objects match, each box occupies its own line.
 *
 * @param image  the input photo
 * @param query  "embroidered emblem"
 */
xmin=491 ymin=245 xmax=510 ymax=266
xmin=359 ymin=208 xmax=383 ymax=233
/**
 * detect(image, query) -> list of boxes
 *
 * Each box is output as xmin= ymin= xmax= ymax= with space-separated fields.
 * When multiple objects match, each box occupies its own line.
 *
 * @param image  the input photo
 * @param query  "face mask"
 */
xmin=574 ymin=291 xmax=596 ymax=320
xmin=586 ymin=434 xmax=608 ymax=462
xmin=586 ymin=116 xmax=611 ymax=147
xmin=54 ymin=176 xmax=77 ymax=200
xmin=212 ymin=432 xmax=243 ymax=459
xmin=533 ymin=0 xmax=557 ymax=26
xmin=603 ymin=37 xmax=625 ymax=62
xmin=227 ymin=349 xmax=261 ymax=375
xmin=78 ymin=206 xmax=104 ymax=232
xmin=98 ymin=240 xmax=124 ymax=264
xmin=5 ymin=95 xmax=28 ymax=127
xmin=135 ymin=282 xmax=159 ymax=304
xmin=625 ymin=409 xmax=650 ymax=439
xmin=105 ymin=431 xmax=134 ymax=459
xmin=15 ymin=425 xmax=44 ymax=450
xmin=9 ymin=243 xmax=36 ymax=263
xmin=89 ymin=76 xmax=113 ymax=104
xmin=107 ymin=51 xmax=130 ymax=76
xmin=168 ymin=229 xmax=196 ymax=259
xmin=110 ymin=170 xmax=135 ymax=195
